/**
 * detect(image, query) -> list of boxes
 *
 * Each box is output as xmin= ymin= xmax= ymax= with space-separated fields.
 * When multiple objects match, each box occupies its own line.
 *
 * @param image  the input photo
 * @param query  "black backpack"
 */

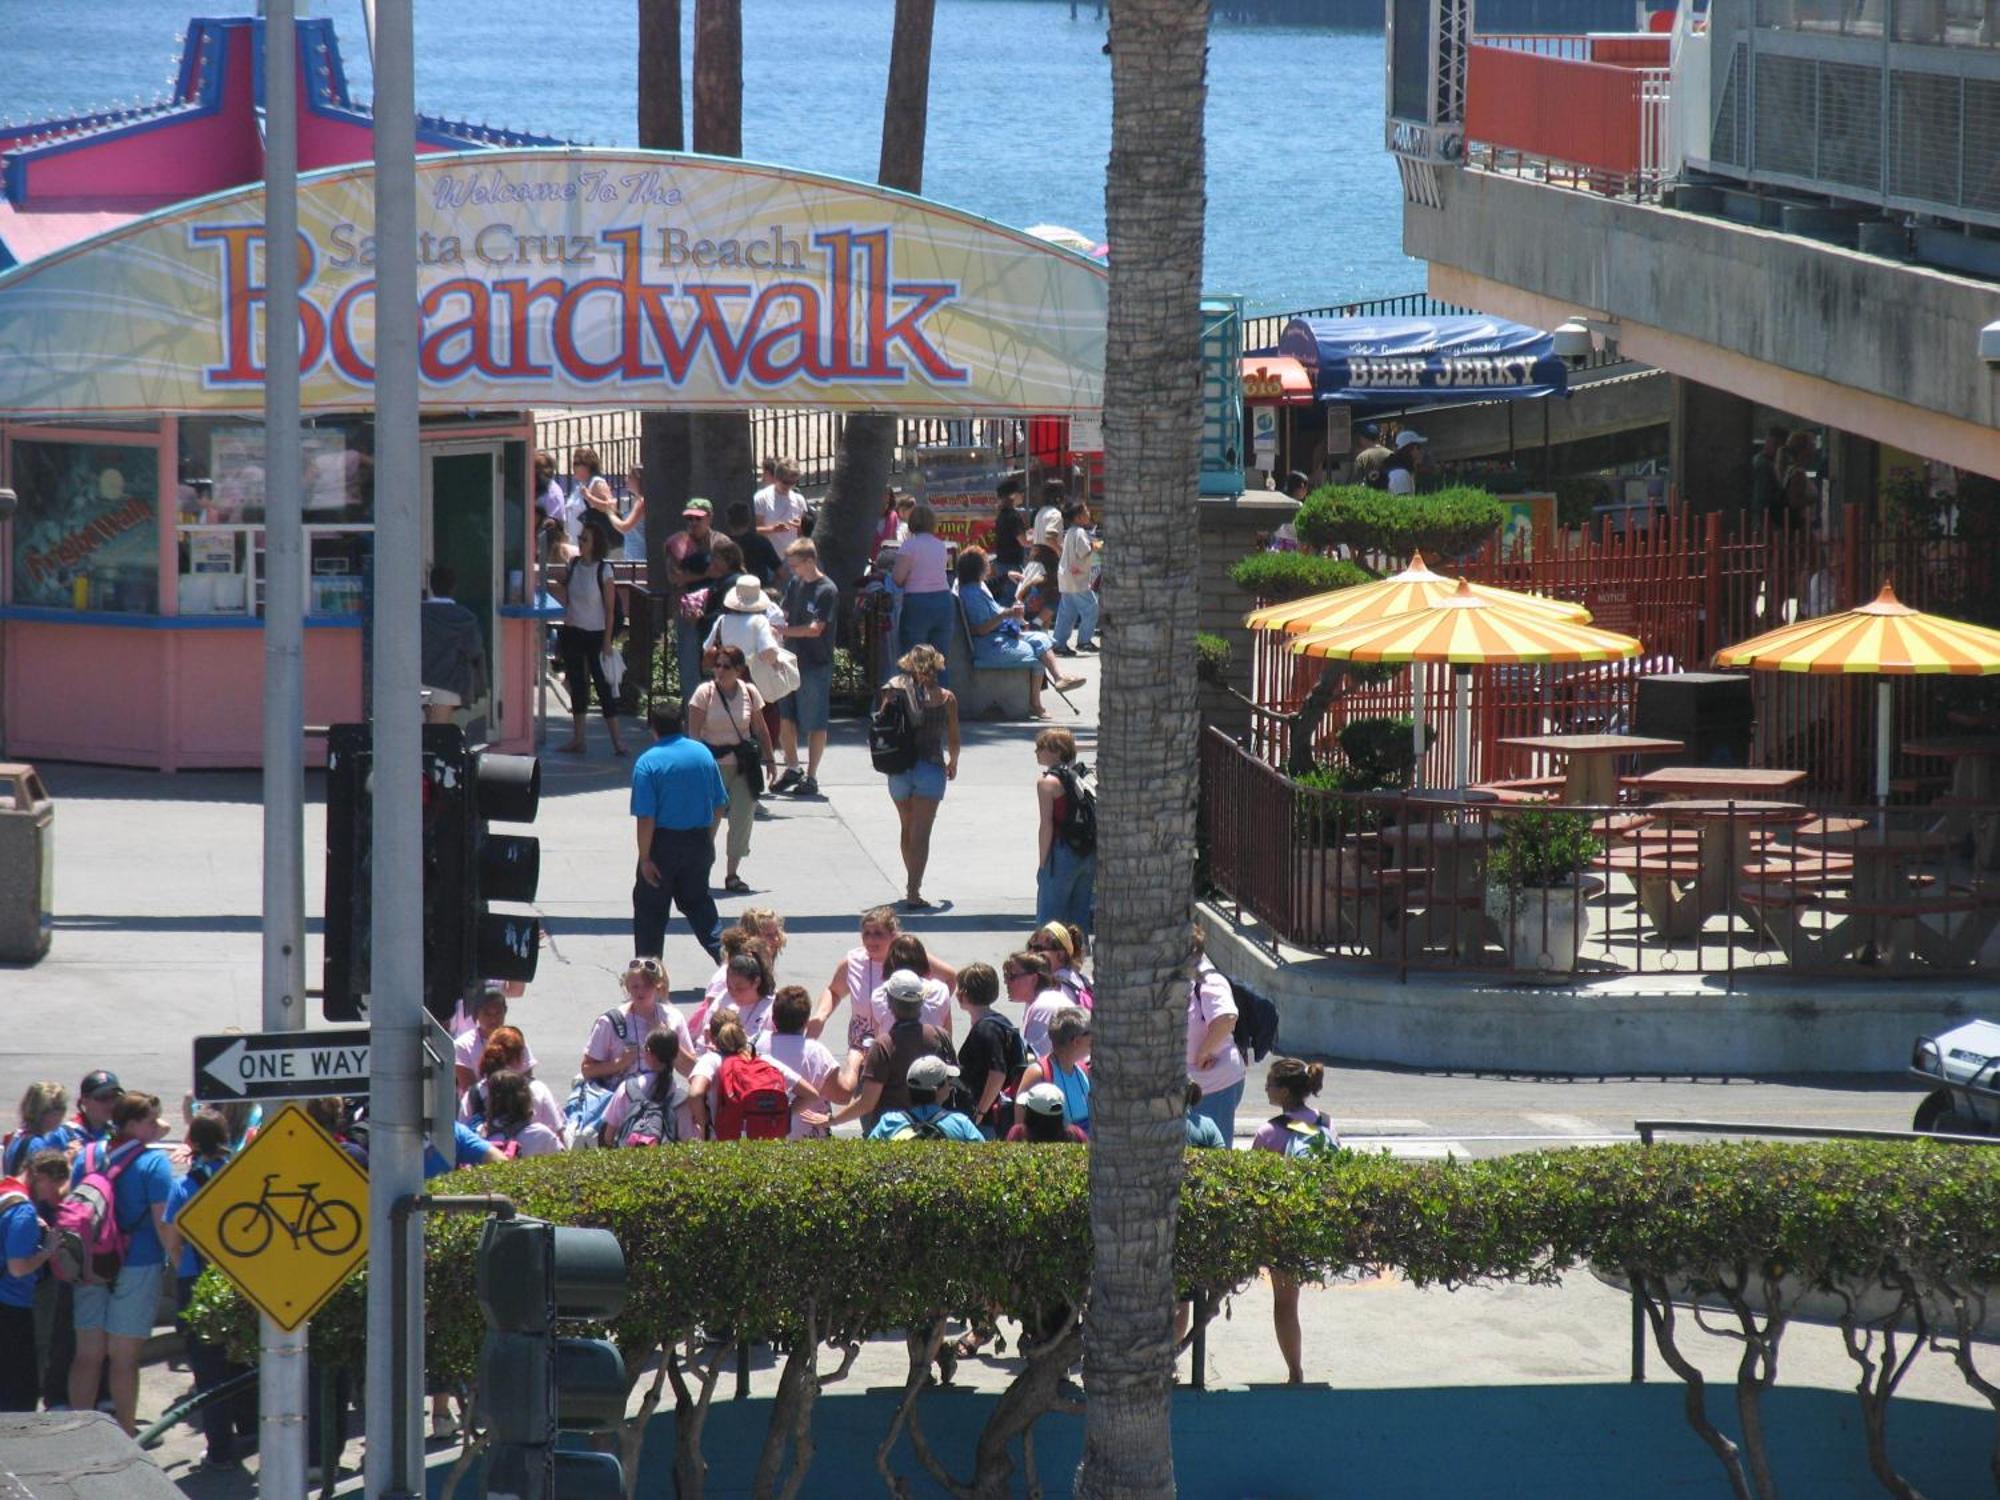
xmin=1051 ymin=763 xmax=1097 ymax=855
xmin=889 ymin=1115 xmax=949 ymax=1141
xmin=1232 ymin=982 xmax=1281 ymax=1064
xmin=870 ymin=687 xmax=919 ymax=774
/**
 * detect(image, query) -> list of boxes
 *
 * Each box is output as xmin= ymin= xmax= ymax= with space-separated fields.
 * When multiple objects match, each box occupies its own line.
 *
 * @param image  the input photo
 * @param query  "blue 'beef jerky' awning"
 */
xmin=1274 ymin=315 xmax=1569 ymax=403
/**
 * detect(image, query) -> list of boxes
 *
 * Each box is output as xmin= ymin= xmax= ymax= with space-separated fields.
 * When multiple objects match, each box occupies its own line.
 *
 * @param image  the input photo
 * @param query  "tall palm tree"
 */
xmin=1074 ymin=0 xmax=1211 ymax=1494
xmin=689 ymin=0 xmax=752 ymax=507
xmin=817 ymin=0 xmax=937 ymax=614
xmin=638 ymin=0 xmax=688 ymax=595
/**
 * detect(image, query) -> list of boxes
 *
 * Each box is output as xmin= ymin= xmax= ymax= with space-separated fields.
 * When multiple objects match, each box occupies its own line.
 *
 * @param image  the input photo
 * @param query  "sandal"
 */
xmin=724 ymin=875 xmax=752 ymax=895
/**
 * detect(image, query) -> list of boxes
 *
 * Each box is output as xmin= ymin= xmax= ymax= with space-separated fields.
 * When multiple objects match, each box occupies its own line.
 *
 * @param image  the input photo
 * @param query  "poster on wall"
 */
xmin=8 ymin=440 xmax=158 ymax=613
xmin=912 ymin=446 xmax=1007 ymax=547
xmin=209 ymin=425 xmax=365 ymax=520
xmin=1497 ymin=493 xmax=1557 ymax=560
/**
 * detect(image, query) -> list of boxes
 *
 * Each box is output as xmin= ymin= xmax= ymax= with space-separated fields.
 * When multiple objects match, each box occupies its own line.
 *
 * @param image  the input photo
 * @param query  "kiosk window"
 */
xmin=8 ymin=439 xmax=160 ymax=614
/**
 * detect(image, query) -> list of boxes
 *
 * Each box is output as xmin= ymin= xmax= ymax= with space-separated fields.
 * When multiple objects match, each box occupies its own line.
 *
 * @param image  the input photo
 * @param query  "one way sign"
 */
xmin=193 ymin=1030 xmax=372 ymax=1103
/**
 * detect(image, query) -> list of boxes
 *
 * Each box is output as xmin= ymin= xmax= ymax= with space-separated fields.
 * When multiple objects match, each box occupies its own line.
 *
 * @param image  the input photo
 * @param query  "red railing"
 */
xmin=1201 ymin=729 xmax=2000 ymax=984
xmin=1248 ymin=505 xmax=2000 ymax=804
xmin=1464 ymin=43 xmax=1670 ymax=190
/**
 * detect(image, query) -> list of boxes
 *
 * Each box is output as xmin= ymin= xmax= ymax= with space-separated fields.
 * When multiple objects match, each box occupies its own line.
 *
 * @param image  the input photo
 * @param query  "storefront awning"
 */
xmin=1274 ymin=315 xmax=1569 ymax=403
xmin=1239 ymin=355 xmax=1314 ymax=405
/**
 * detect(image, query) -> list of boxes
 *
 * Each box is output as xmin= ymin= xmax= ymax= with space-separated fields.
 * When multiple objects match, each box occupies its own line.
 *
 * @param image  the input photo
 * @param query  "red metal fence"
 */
xmin=1249 ymin=505 xmax=2000 ymax=803
xmin=1201 ymin=728 xmax=2000 ymax=984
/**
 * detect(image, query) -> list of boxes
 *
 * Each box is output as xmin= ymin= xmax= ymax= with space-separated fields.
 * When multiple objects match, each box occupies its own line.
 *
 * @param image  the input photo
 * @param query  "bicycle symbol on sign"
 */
xmin=216 ymin=1173 xmax=363 ymax=1258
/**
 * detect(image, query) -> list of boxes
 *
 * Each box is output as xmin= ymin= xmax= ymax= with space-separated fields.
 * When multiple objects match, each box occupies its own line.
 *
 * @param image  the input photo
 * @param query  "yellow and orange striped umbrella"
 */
xmin=1291 ymin=578 xmax=1642 ymax=666
xmin=1292 ymin=580 xmax=1642 ymax=786
xmin=1715 ymin=582 xmax=2000 ymax=803
xmin=1714 ymin=583 xmax=2000 ymax=675
xmin=1244 ymin=550 xmax=1589 ymax=633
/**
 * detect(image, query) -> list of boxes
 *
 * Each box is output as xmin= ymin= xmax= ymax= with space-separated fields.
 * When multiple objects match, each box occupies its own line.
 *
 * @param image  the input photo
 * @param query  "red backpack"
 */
xmin=713 ymin=1055 xmax=791 ymax=1140
xmin=53 ymin=1139 xmax=145 ymax=1285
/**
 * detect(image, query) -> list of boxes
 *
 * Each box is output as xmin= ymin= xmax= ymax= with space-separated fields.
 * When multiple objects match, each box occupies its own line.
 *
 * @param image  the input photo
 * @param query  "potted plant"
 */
xmin=1484 ymin=810 xmax=1603 ymax=973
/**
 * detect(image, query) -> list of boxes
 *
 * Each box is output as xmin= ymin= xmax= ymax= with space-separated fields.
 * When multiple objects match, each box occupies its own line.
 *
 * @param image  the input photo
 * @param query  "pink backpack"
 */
xmin=53 ymin=1139 xmax=144 ymax=1285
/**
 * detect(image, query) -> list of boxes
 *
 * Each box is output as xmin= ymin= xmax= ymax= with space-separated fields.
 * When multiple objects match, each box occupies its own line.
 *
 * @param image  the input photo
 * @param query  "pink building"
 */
xmin=0 ymin=17 xmax=563 ymax=768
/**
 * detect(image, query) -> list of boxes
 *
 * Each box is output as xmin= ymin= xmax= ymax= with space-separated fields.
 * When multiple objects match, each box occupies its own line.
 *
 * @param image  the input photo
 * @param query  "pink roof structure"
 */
xmin=0 ymin=16 xmax=564 ymax=271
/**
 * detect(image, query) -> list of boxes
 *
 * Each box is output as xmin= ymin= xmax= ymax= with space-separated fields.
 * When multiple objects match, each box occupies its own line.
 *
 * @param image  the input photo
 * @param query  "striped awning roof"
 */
xmin=1714 ymin=583 xmax=2000 ymax=675
xmin=1292 ymin=578 xmax=1643 ymax=665
xmin=1245 ymin=550 xmax=1589 ymax=633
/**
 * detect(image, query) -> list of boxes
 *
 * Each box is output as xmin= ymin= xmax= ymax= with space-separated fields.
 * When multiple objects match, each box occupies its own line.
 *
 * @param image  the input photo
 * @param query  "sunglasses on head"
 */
xmin=626 ymin=959 xmax=663 ymax=979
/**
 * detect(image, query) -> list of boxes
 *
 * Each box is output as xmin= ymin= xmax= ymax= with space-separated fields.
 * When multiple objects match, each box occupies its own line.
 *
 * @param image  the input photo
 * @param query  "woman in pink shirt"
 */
xmin=890 ymin=502 xmax=954 ymax=667
xmin=1251 ymin=1057 xmax=1338 ymax=1384
xmin=1185 ymin=928 xmax=1246 ymax=1139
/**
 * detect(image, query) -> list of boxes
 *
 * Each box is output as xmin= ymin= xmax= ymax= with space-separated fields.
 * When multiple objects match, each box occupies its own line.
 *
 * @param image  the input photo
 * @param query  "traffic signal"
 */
xmin=477 ymin=1216 xmax=628 ymax=1500
xmin=320 ymin=723 xmax=541 ymax=1024
xmin=322 ymin=724 xmax=374 ymax=1021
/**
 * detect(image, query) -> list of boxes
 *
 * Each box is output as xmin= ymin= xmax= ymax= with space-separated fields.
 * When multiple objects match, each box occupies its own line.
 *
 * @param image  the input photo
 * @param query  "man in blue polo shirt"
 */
xmin=631 ymin=697 xmax=731 ymax=964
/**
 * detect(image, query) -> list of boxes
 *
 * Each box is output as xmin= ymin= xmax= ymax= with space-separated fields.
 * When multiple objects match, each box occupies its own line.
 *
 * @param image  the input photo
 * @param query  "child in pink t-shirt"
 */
xmin=1252 ymin=1058 xmax=1337 ymax=1384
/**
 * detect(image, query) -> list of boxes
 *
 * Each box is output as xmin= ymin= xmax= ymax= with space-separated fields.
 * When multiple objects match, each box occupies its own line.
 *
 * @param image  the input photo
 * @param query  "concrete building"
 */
xmin=1383 ymin=0 xmax=2000 ymax=513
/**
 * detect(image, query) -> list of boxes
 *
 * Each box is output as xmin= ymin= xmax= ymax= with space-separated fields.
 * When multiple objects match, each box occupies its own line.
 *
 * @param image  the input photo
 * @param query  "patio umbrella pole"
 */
xmin=1876 ymin=678 xmax=1892 ymax=810
xmin=1412 ymin=662 xmax=1427 ymax=789
xmin=1454 ymin=665 xmax=1472 ymax=789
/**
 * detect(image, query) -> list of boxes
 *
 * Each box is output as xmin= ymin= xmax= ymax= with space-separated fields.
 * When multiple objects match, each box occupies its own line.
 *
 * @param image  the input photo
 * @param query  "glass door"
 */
xmin=423 ymin=445 xmax=501 ymax=741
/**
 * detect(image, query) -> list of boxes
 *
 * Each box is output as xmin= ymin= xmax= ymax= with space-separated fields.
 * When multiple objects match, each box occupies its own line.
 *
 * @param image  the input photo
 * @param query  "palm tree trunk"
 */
xmin=690 ymin=0 xmax=751 ymax=508
xmin=818 ymin=0 xmax=938 ymax=619
xmin=1075 ymin=0 xmax=1210 ymax=1495
xmin=638 ymin=0 xmax=689 ymax=597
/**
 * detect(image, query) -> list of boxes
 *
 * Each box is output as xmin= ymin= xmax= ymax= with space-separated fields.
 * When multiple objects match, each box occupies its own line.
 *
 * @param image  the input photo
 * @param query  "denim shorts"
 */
xmin=74 ymin=1260 xmax=163 ymax=1339
xmin=886 ymin=758 xmax=947 ymax=802
xmin=779 ymin=660 xmax=833 ymax=734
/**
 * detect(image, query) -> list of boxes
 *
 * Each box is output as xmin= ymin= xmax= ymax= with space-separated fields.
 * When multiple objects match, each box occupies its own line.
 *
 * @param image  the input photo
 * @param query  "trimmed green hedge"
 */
xmin=186 ymin=1141 xmax=2000 ymax=1500
xmin=1293 ymin=484 xmax=1506 ymax=562
xmin=190 ymin=1139 xmax=2000 ymax=1369
xmin=1228 ymin=551 xmax=1372 ymax=603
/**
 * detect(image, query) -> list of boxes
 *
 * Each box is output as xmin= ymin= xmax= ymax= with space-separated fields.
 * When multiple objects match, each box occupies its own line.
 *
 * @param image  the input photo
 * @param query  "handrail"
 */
xmin=1633 ymin=1119 xmax=2000 ymax=1147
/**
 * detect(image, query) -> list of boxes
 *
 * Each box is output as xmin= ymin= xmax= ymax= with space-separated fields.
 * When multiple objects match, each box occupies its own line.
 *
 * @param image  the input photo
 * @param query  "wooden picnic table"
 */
xmin=1628 ymin=766 xmax=1809 ymax=800
xmin=1359 ymin=820 xmax=1503 ymax=960
xmin=1498 ymin=733 xmax=1686 ymax=806
xmin=1646 ymin=798 xmax=1812 ymax=916
xmin=1902 ymin=736 xmax=2000 ymax=802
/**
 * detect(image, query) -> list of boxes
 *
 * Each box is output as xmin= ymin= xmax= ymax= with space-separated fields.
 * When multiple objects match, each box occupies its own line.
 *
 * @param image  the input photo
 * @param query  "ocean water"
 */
xmin=0 ymin=0 xmax=1419 ymax=309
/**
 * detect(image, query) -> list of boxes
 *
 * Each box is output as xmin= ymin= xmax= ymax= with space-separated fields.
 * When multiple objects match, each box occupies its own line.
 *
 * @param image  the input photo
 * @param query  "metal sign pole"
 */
xmin=365 ymin=1 xmax=428 ymax=1494
xmin=259 ymin=1 xmax=311 ymax=1493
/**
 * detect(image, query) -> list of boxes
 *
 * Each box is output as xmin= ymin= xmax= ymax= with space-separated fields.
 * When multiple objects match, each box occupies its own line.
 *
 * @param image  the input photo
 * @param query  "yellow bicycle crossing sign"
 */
xmin=174 ymin=1102 xmax=370 ymax=1331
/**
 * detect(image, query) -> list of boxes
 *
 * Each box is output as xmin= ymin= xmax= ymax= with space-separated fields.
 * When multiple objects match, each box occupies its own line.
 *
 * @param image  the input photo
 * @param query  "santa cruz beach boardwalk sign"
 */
xmin=0 ymin=149 xmax=1107 ymax=417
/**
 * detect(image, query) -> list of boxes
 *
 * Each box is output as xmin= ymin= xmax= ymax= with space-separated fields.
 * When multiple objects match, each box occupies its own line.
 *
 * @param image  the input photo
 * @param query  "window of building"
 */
xmin=8 ymin=438 xmax=161 ymax=614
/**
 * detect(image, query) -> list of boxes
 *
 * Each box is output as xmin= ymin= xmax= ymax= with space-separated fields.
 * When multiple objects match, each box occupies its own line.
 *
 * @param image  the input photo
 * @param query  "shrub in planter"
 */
xmin=1485 ymin=809 xmax=1602 ymax=972
xmin=1195 ymin=631 xmax=1232 ymax=685
xmin=1294 ymin=484 xmax=1506 ymax=563
xmin=1229 ymin=549 xmax=1373 ymax=603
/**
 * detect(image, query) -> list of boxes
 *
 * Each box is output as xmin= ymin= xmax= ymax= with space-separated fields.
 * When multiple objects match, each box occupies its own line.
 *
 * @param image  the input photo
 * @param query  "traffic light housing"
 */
xmin=477 ymin=1216 xmax=628 ymax=1499
xmin=320 ymin=723 xmax=541 ymax=1024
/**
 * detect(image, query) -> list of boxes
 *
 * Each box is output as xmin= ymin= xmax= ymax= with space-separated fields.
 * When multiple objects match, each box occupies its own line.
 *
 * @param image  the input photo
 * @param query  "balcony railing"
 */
xmin=1464 ymin=35 xmax=1675 ymax=196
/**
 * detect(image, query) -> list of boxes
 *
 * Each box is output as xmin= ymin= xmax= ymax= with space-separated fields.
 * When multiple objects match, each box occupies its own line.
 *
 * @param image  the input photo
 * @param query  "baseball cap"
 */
xmin=80 ymin=1070 xmax=122 ymax=1101
xmin=683 ymin=497 xmax=714 ymax=518
xmin=906 ymin=1055 xmax=961 ymax=1090
xmin=1395 ymin=429 xmax=1428 ymax=447
xmin=883 ymin=969 xmax=927 ymax=1004
xmin=1021 ymin=1082 xmax=1066 ymax=1117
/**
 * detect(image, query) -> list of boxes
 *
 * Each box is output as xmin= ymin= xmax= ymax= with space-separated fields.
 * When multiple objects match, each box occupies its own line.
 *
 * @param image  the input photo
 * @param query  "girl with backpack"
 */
xmin=461 ymin=1028 xmax=569 ymax=1142
xmin=1252 ymin=1057 xmax=1340 ymax=1385
xmin=1033 ymin=729 xmax=1097 ymax=931
xmin=5 ymin=1082 xmax=67 ymax=1177
xmin=599 ymin=1028 xmax=693 ymax=1147
xmin=548 ymin=516 xmax=626 ymax=757
xmin=702 ymin=1020 xmax=830 ymax=1141
xmin=1185 ymin=926 xmax=1247 ymax=1141
xmin=164 ymin=1111 xmax=253 ymax=1467
xmin=0 ymin=1149 xmax=69 ymax=1413
xmin=65 ymin=1092 xmax=176 ymax=1435
xmin=1012 ymin=1008 xmax=1092 ymax=1138
xmin=878 ymin=644 xmax=959 ymax=913
xmin=479 ymin=1072 xmax=564 ymax=1159
xmin=1029 ymin=922 xmax=1094 ymax=1012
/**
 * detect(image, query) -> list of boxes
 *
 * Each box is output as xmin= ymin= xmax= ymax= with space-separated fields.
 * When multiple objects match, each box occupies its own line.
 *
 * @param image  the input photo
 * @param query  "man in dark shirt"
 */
xmin=773 ymin=539 xmax=839 ymax=797
xmin=724 ymin=500 xmax=784 ymax=586
xmin=1750 ymin=425 xmax=1788 ymax=526
xmin=992 ymin=476 xmax=1028 ymax=604
xmin=630 ymin=698 xmax=731 ymax=963
xmin=419 ymin=566 xmax=487 ymax=723
xmin=829 ymin=972 xmax=958 ymax=1132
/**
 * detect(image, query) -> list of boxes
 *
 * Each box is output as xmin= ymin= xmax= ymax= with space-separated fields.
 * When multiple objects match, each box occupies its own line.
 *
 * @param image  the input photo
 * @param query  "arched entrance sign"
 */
xmin=0 ymin=148 xmax=1107 ymax=418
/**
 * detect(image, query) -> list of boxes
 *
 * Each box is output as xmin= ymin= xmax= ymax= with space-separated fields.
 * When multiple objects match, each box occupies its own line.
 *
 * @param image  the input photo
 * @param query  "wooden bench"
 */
xmin=946 ymin=592 xmax=1039 ymax=720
